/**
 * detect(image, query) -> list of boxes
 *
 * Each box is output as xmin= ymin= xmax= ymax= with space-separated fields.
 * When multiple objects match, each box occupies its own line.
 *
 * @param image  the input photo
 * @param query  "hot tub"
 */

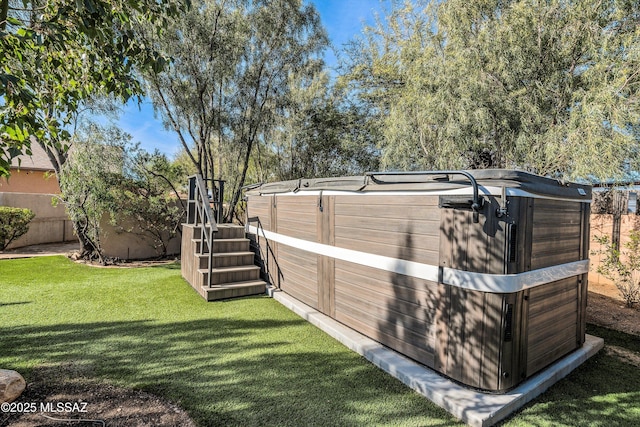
xmin=245 ymin=170 xmax=591 ymax=392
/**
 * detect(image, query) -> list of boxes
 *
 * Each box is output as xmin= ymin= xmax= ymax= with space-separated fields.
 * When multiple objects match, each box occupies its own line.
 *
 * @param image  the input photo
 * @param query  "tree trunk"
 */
xmin=73 ymin=220 xmax=103 ymax=263
xmin=226 ymin=142 xmax=253 ymax=223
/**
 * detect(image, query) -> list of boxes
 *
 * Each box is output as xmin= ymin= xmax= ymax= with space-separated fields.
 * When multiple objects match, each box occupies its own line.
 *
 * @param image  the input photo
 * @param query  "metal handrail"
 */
xmin=246 ymin=216 xmax=283 ymax=288
xmin=365 ymin=170 xmax=485 ymax=223
xmin=187 ymin=174 xmax=218 ymax=287
xmin=208 ymin=178 xmax=226 ymax=224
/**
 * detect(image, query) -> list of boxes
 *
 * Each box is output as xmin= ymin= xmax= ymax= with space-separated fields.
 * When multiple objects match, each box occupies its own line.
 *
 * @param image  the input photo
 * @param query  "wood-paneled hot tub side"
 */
xmin=245 ymin=170 xmax=591 ymax=392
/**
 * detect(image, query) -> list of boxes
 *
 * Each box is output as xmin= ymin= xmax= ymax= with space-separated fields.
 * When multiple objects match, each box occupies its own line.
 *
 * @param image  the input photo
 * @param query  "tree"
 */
xmin=143 ymin=0 xmax=329 ymax=222
xmin=57 ymin=124 xmax=124 ymax=262
xmin=265 ymin=69 xmax=379 ymax=181
xmin=110 ymin=150 xmax=185 ymax=258
xmin=0 ymin=0 xmax=183 ymax=176
xmin=341 ymin=0 xmax=640 ymax=182
xmin=58 ymin=123 xmax=183 ymax=262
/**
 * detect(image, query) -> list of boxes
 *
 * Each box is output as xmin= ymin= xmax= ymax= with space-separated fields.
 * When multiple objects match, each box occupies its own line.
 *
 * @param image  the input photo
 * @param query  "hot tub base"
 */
xmin=270 ymin=287 xmax=603 ymax=427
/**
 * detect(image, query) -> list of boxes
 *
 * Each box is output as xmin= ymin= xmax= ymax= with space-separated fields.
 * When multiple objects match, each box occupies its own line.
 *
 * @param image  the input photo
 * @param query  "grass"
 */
xmin=1 ymin=256 xmax=639 ymax=426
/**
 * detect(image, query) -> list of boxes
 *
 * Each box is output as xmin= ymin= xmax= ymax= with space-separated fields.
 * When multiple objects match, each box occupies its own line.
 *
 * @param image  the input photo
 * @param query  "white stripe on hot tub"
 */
xmin=441 ymin=260 xmax=589 ymax=293
xmin=262 ymin=186 xmax=592 ymax=204
xmin=248 ymin=226 xmax=590 ymax=293
xmin=248 ymin=225 xmax=440 ymax=282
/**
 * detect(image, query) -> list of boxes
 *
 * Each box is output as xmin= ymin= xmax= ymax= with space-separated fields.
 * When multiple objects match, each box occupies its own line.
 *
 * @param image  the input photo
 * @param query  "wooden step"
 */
xmin=196 ymin=252 xmax=255 ymax=269
xmin=198 ymin=265 xmax=261 ymax=286
xmin=200 ymin=280 xmax=267 ymax=301
xmin=215 ymin=224 xmax=247 ymax=239
xmin=193 ymin=238 xmax=250 ymax=254
xmin=193 ymin=224 xmax=246 ymax=240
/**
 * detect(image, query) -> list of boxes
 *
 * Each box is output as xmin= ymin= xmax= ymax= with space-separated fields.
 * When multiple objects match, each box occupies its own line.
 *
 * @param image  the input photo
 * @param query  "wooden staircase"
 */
xmin=180 ymin=174 xmax=266 ymax=301
xmin=182 ymin=223 xmax=267 ymax=301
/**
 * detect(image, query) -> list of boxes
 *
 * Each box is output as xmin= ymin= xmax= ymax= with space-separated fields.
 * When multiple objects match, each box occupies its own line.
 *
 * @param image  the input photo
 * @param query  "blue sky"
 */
xmin=116 ymin=0 xmax=389 ymax=158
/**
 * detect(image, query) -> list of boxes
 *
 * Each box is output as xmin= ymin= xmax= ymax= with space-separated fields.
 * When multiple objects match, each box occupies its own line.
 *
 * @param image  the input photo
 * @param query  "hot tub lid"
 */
xmin=246 ymin=169 xmax=592 ymax=201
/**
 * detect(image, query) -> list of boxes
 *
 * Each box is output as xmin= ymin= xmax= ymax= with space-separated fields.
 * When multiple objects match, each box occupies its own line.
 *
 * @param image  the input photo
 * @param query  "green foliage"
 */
xmin=144 ymin=0 xmax=329 ymax=221
xmin=57 ymin=124 xmax=126 ymax=261
xmin=58 ymin=122 xmax=184 ymax=261
xmin=0 ymin=206 xmax=34 ymax=250
xmin=264 ymin=70 xmax=380 ymax=182
xmin=341 ymin=0 xmax=640 ymax=182
xmin=0 ymin=0 xmax=186 ymax=176
xmin=593 ymin=231 xmax=640 ymax=307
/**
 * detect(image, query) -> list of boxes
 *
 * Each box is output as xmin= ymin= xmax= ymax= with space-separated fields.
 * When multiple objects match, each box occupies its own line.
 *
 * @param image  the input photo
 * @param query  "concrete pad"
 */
xmin=269 ymin=288 xmax=604 ymax=427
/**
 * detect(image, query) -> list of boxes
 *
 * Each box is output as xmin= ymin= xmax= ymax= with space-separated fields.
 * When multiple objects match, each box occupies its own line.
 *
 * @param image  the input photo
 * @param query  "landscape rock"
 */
xmin=0 ymin=369 xmax=26 ymax=403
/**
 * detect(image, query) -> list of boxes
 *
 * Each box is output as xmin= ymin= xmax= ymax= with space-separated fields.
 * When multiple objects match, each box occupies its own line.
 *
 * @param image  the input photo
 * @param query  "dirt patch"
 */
xmin=0 ymin=366 xmax=195 ymax=427
xmin=587 ymin=275 xmax=640 ymax=337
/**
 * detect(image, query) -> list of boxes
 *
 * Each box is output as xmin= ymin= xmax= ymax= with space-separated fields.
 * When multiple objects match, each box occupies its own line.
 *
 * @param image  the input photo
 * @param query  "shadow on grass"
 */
xmin=0 ymin=317 xmax=456 ymax=427
xmin=0 ymin=301 xmax=31 ymax=307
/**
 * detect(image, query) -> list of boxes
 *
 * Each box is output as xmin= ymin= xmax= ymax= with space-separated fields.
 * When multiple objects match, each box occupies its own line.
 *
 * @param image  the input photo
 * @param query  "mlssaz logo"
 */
xmin=40 ymin=402 xmax=89 ymax=413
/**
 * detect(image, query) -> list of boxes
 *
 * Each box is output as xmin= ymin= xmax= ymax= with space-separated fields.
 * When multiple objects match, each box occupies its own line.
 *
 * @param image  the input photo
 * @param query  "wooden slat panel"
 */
xmin=278 ymin=245 xmax=317 ymax=268
xmin=275 ymin=195 xmax=319 ymax=206
xmin=276 ymin=218 xmax=317 ymax=241
xmin=276 ymin=205 xmax=318 ymax=218
xmin=533 ymin=226 xmax=581 ymax=240
xmin=336 ymin=310 xmax=436 ymax=367
xmin=528 ymin=279 xmax=578 ymax=310
xmin=334 ymin=215 xmax=440 ymax=235
xmin=460 ymin=289 xmax=486 ymax=387
xmin=527 ymin=324 xmax=577 ymax=374
xmin=532 ymin=238 xmax=583 ymax=253
xmin=332 ymin=257 xmax=437 ymax=369
xmin=276 ymin=212 xmax=316 ymax=227
xmin=283 ymin=286 xmax=318 ymax=310
xmin=335 ymin=288 xmax=436 ymax=349
xmin=334 ymin=226 xmax=440 ymax=249
xmin=533 ymin=212 xmax=582 ymax=228
xmin=531 ymin=252 xmax=581 ymax=269
xmin=532 ymin=199 xmax=583 ymax=212
xmin=278 ymin=255 xmax=316 ymax=279
xmin=530 ymin=199 xmax=585 ymax=270
xmin=248 ymin=196 xmax=271 ymax=232
xmin=334 ymin=281 xmax=437 ymax=335
xmin=335 ymin=262 xmax=439 ymax=307
xmin=527 ymin=309 xmax=577 ymax=344
xmin=435 ymin=283 xmax=506 ymax=390
xmin=335 ymin=204 xmax=441 ymax=221
xmin=279 ymin=265 xmax=318 ymax=308
xmin=434 ymin=284 xmax=450 ymax=374
xmin=526 ymin=278 xmax=579 ymax=375
xmin=334 ymin=291 xmax=434 ymax=339
xmin=271 ymin=196 xmax=319 ymax=309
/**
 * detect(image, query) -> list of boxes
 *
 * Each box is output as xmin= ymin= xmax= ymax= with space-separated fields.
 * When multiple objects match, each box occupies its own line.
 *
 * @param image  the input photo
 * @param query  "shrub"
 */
xmin=0 ymin=207 xmax=36 ymax=250
xmin=593 ymin=231 xmax=640 ymax=308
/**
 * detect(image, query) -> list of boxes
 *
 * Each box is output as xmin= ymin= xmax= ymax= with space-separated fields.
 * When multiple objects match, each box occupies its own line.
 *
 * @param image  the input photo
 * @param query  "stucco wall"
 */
xmin=0 ymin=192 xmax=75 ymax=249
xmin=0 ymin=170 xmax=61 ymax=194
xmin=100 ymin=213 xmax=182 ymax=260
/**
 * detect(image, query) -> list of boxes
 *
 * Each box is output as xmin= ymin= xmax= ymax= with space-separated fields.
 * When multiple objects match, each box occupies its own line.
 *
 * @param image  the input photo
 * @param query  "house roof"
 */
xmin=10 ymin=142 xmax=55 ymax=171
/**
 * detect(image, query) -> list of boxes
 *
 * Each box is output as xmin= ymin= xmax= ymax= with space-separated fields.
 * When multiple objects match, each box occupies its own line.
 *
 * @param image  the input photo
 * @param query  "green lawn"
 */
xmin=1 ymin=256 xmax=639 ymax=426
